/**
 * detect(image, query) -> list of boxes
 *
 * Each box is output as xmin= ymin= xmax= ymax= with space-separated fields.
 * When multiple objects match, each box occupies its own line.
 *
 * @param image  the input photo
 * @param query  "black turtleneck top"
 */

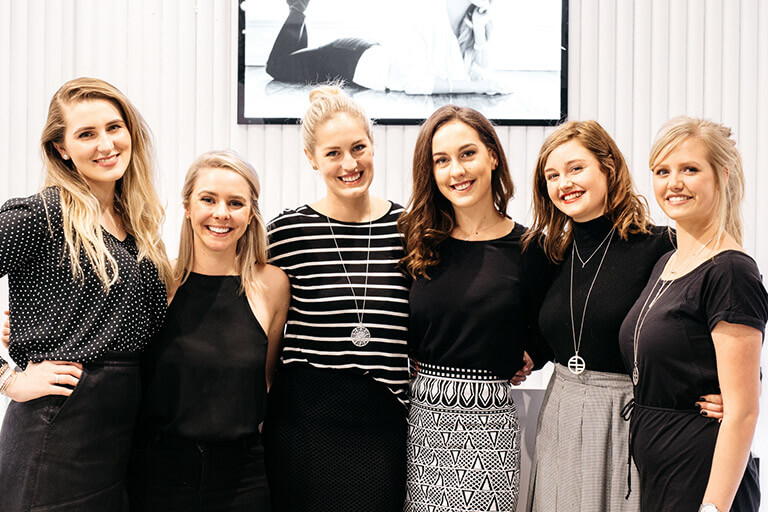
xmin=538 ymin=216 xmax=674 ymax=374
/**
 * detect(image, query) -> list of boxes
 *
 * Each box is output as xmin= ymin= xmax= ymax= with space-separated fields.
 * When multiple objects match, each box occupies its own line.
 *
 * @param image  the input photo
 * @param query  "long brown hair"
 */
xmin=40 ymin=77 xmax=172 ymax=290
xmin=175 ymin=150 xmax=267 ymax=293
xmin=523 ymin=120 xmax=651 ymax=263
xmin=649 ymin=116 xmax=744 ymax=245
xmin=398 ymin=105 xmax=514 ymax=278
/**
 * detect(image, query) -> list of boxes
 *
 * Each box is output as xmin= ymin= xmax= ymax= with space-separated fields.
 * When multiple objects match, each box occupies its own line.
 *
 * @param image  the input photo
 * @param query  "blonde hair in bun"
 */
xmin=301 ymin=83 xmax=373 ymax=155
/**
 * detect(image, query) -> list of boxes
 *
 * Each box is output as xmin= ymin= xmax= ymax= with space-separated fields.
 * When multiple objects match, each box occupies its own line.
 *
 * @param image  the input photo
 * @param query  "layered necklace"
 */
xmin=631 ymin=234 xmax=717 ymax=385
xmin=568 ymin=227 xmax=616 ymax=375
xmin=326 ymin=205 xmax=373 ymax=347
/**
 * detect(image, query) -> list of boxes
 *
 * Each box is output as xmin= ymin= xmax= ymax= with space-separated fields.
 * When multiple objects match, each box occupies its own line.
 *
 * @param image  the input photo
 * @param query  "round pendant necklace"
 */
xmin=326 ymin=203 xmax=373 ymax=347
xmin=568 ymin=227 xmax=615 ymax=375
xmin=631 ymin=234 xmax=717 ymax=385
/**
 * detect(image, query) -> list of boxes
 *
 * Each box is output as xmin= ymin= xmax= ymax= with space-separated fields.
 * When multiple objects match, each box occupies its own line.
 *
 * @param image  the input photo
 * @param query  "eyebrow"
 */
xmin=544 ymin=158 xmax=586 ymax=173
xmin=433 ymin=142 xmax=478 ymax=156
xmin=196 ymin=190 xmax=247 ymax=200
xmin=72 ymin=118 xmax=125 ymax=135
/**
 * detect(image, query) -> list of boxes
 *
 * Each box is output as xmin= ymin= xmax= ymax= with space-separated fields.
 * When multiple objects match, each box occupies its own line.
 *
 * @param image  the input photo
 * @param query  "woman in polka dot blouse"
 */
xmin=0 ymin=77 xmax=172 ymax=511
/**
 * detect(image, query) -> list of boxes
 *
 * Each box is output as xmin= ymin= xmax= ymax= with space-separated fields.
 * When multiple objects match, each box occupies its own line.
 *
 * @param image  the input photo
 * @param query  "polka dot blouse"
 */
xmin=0 ymin=188 xmax=167 ymax=368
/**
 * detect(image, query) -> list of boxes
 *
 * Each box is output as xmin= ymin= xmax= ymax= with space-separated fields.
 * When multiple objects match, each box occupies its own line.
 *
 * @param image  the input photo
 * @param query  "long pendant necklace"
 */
xmin=631 ymin=234 xmax=717 ymax=385
xmin=568 ymin=227 xmax=615 ymax=375
xmin=573 ymin=225 xmax=614 ymax=268
xmin=326 ymin=205 xmax=373 ymax=347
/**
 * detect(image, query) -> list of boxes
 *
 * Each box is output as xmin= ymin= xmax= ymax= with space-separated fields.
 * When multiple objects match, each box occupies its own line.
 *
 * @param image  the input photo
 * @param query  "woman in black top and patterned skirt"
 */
xmin=619 ymin=117 xmax=767 ymax=512
xmin=263 ymin=86 xmax=410 ymax=511
xmin=0 ymin=77 xmax=171 ymax=511
xmin=126 ymin=150 xmax=290 ymax=511
xmin=398 ymin=105 xmax=549 ymax=512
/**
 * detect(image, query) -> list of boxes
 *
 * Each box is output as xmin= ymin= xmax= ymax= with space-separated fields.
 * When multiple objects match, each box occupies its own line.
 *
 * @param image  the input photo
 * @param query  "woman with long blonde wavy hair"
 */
xmin=0 ymin=77 xmax=171 ymax=511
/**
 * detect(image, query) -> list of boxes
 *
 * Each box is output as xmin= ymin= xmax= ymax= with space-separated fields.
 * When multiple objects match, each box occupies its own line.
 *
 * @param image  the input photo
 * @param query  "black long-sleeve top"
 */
xmin=538 ymin=216 xmax=673 ymax=374
xmin=408 ymin=223 xmax=551 ymax=378
xmin=0 ymin=188 xmax=167 ymax=368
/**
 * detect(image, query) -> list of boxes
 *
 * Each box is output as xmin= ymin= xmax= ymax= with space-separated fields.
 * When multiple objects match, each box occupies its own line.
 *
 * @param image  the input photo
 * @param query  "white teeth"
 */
xmin=341 ymin=172 xmax=361 ymax=183
xmin=562 ymin=191 xmax=583 ymax=201
xmin=453 ymin=181 xmax=472 ymax=191
xmin=96 ymin=155 xmax=118 ymax=164
xmin=667 ymin=196 xmax=689 ymax=203
xmin=208 ymin=226 xmax=231 ymax=234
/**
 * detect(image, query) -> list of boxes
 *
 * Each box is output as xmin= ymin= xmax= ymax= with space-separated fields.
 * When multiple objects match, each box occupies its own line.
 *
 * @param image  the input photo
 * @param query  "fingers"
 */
xmin=48 ymin=383 xmax=75 ymax=397
xmin=696 ymin=394 xmax=724 ymax=421
xmin=700 ymin=393 xmax=723 ymax=405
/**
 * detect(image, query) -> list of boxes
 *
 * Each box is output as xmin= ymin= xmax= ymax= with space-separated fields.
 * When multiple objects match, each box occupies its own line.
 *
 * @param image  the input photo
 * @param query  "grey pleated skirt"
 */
xmin=405 ymin=362 xmax=520 ymax=512
xmin=527 ymin=363 xmax=640 ymax=512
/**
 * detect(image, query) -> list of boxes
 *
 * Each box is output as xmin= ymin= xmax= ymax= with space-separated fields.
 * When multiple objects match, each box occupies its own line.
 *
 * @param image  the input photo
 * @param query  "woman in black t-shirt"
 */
xmin=619 ymin=117 xmax=768 ymax=512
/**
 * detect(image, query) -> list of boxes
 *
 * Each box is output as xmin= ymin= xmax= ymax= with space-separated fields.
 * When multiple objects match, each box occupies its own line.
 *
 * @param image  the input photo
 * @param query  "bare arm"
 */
xmin=258 ymin=265 xmax=291 ymax=390
xmin=701 ymin=320 xmax=762 ymax=511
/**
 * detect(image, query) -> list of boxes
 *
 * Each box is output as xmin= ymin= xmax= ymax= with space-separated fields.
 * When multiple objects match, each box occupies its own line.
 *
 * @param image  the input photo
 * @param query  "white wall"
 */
xmin=1 ymin=0 xmax=767 ymax=508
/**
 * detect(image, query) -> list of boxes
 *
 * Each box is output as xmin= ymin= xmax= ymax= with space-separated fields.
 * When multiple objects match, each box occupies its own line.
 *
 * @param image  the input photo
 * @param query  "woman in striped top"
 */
xmin=262 ymin=85 xmax=409 ymax=511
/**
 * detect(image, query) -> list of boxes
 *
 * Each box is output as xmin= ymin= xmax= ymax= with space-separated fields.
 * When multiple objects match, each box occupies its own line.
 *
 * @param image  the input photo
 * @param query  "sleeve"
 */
xmin=520 ymin=239 xmax=555 ymax=370
xmin=0 ymin=193 xmax=51 ymax=277
xmin=266 ymin=211 xmax=290 ymax=264
xmin=701 ymin=253 xmax=768 ymax=334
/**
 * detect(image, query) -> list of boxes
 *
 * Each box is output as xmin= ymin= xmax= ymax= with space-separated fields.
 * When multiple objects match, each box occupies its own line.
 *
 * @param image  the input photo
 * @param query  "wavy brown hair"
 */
xmin=40 ymin=77 xmax=172 ymax=290
xmin=398 ymin=105 xmax=514 ymax=278
xmin=523 ymin=120 xmax=652 ymax=263
xmin=649 ymin=116 xmax=744 ymax=245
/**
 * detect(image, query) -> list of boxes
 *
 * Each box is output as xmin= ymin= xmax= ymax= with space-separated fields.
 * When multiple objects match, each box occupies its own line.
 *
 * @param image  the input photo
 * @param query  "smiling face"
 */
xmin=185 ymin=167 xmax=253 ymax=258
xmin=652 ymin=137 xmax=719 ymax=230
xmin=543 ymin=139 xmax=609 ymax=223
xmin=305 ymin=112 xmax=374 ymax=203
xmin=431 ymin=120 xmax=498 ymax=213
xmin=54 ymin=99 xmax=132 ymax=196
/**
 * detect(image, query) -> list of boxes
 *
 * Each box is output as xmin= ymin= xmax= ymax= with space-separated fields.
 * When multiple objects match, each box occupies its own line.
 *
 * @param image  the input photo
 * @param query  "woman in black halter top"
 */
xmin=126 ymin=150 xmax=290 ymax=511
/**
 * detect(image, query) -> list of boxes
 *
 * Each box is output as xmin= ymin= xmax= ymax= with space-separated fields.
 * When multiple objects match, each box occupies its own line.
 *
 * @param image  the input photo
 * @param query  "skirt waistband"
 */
xmin=413 ymin=361 xmax=504 ymax=381
xmin=553 ymin=362 xmax=632 ymax=389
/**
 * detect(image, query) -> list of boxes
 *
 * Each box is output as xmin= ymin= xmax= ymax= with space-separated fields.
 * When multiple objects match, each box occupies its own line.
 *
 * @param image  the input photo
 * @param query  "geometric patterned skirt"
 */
xmin=527 ymin=363 xmax=640 ymax=512
xmin=404 ymin=362 xmax=520 ymax=512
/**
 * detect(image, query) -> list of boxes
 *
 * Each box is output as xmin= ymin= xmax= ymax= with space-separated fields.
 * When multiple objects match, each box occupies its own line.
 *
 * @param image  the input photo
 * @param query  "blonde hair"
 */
xmin=301 ymin=84 xmax=373 ymax=156
xmin=649 ymin=116 xmax=745 ymax=244
xmin=40 ymin=77 xmax=172 ymax=290
xmin=175 ymin=149 xmax=267 ymax=293
xmin=524 ymin=120 xmax=652 ymax=262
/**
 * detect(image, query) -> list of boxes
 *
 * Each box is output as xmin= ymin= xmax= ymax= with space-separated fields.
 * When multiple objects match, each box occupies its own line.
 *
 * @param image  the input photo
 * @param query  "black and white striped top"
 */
xmin=267 ymin=203 xmax=410 ymax=404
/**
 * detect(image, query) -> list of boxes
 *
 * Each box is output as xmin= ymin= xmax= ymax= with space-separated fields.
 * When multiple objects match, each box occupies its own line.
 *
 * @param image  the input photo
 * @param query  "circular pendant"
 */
xmin=632 ymin=365 xmax=639 ymax=386
xmin=351 ymin=324 xmax=371 ymax=347
xmin=567 ymin=354 xmax=586 ymax=375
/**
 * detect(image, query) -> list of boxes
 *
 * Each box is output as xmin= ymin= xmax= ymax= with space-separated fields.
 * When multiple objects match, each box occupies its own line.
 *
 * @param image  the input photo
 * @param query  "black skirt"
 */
xmin=0 ymin=352 xmax=141 ymax=512
xmin=262 ymin=364 xmax=407 ymax=512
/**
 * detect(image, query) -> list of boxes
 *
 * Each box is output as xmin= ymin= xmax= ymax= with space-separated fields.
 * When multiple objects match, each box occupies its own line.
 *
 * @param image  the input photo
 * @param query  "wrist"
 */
xmin=0 ymin=363 xmax=17 ymax=395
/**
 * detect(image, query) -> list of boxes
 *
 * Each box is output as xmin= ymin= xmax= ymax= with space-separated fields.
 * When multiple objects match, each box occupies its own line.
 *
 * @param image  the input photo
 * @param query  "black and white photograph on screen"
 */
xmin=238 ymin=0 xmax=567 ymax=124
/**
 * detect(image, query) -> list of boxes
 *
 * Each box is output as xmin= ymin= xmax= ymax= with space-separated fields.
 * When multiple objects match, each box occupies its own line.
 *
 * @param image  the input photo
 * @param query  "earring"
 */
xmin=62 ymin=155 xmax=69 ymax=160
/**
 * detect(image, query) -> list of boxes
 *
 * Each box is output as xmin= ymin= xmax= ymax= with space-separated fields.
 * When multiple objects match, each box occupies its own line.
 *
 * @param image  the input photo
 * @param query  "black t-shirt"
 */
xmin=539 ymin=217 xmax=673 ymax=373
xmin=619 ymin=250 xmax=768 ymax=408
xmin=408 ymin=223 xmax=550 ymax=378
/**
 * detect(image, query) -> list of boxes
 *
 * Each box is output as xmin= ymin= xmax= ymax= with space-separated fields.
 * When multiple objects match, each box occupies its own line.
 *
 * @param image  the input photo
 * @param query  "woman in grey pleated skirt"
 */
xmin=528 ymin=364 xmax=638 ymax=511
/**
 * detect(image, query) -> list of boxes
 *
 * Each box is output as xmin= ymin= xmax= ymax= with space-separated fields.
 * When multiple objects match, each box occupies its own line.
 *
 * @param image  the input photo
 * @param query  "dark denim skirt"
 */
xmin=0 ymin=352 xmax=141 ymax=511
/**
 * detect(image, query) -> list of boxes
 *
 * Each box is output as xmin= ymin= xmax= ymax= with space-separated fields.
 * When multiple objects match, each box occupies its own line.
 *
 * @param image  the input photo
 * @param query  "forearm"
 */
xmin=702 ymin=410 xmax=758 ymax=510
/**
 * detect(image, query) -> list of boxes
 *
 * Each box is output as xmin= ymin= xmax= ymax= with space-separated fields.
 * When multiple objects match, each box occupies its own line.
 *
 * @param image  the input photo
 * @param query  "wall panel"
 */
xmin=0 ymin=0 xmax=766 ymax=507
